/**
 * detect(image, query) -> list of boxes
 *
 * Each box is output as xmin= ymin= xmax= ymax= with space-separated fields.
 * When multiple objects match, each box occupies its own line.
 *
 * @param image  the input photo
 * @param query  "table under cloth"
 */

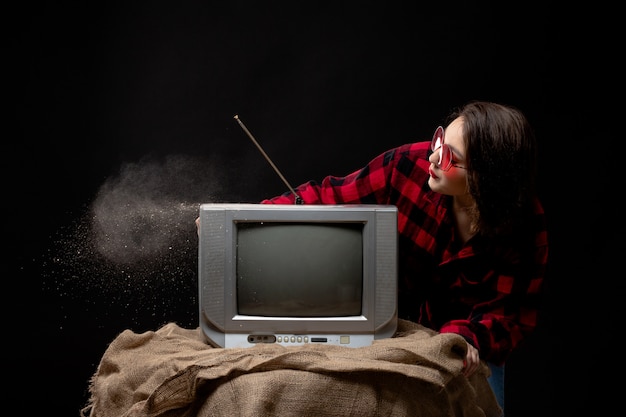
xmin=80 ymin=319 xmax=501 ymax=417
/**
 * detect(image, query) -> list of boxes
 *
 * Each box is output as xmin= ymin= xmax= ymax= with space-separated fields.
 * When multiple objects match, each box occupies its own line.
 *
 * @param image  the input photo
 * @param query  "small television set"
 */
xmin=198 ymin=203 xmax=398 ymax=348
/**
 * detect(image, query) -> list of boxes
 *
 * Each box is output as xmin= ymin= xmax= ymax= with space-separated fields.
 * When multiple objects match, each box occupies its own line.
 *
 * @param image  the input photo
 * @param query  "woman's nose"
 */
xmin=427 ymin=149 xmax=438 ymax=165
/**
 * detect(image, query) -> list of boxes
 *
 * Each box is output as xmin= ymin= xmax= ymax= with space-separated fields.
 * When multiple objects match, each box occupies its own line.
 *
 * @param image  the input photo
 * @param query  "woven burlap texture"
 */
xmin=81 ymin=319 xmax=501 ymax=417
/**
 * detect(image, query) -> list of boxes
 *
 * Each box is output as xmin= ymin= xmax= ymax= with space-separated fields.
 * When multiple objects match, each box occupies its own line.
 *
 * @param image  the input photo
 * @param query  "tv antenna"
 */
xmin=234 ymin=115 xmax=303 ymax=204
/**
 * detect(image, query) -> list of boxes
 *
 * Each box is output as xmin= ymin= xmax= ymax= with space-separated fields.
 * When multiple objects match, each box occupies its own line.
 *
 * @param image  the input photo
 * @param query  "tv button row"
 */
xmin=276 ymin=336 xmax=309 ymax=344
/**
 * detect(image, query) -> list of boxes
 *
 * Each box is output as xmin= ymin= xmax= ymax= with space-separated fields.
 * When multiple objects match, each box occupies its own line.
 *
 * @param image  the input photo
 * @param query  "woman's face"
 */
xmin=427 ymin=117 xmax=470 ymax=197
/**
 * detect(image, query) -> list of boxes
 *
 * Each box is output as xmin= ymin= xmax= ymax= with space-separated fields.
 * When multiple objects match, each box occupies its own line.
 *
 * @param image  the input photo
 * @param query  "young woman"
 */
xmin=259 ymin=101 xmax=549 ymax=414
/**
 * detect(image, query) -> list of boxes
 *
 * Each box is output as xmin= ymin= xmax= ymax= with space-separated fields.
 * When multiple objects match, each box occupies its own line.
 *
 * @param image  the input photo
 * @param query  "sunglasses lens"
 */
xmin=431 ymin=126 xmax=451 ymax=170
xmin=431 ymin=126 xmax=444 ymax=151
xmin=439 ymin=145 xmax=451 ymax=170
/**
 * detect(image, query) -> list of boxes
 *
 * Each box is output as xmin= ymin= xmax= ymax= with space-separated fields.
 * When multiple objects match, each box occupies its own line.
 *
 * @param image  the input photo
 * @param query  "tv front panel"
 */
xmin=198 ymin=203 xmax=398 ymax=348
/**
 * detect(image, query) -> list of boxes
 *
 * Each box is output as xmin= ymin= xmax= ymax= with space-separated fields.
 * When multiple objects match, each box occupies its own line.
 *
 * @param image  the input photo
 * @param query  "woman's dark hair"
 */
xmin=448 ymin=101 xmax=538 ymax=238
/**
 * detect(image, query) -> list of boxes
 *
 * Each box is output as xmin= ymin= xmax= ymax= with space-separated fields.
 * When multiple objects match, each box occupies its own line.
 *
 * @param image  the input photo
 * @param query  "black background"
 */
xmin=15 ymin=2 xmax=621 ymax=416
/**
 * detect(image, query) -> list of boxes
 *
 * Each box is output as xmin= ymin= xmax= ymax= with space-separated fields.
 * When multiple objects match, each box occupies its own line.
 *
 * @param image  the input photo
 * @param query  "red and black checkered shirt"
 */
xmin=262 ymin=140 xmax=548 ymax=365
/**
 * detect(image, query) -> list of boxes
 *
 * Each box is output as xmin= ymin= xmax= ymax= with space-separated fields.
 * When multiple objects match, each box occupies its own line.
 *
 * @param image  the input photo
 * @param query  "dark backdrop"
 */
xmin=16 ymin=2 xmax=620 ymax=416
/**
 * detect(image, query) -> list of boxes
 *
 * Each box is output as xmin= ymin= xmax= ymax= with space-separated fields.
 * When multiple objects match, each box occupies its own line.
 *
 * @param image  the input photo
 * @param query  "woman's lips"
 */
xmin=429 ymin=167 xmax=438 ymax=179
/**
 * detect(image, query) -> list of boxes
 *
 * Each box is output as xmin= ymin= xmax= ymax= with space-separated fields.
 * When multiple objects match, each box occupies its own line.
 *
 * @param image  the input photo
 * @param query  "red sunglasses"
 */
xmin=430 ymin=126 xmax=466 ymax=171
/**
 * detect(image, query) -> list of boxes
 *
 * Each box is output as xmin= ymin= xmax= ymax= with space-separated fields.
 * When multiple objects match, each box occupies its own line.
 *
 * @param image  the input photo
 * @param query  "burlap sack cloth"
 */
xmin=81 ymin=319 xmax=501 ymax=417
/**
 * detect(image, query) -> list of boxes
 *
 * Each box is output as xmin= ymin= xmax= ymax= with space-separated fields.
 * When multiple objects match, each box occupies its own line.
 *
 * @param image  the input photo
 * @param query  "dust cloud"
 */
xmin=41 ymin=153 xmax=229 ymax=328
xmin=90 ymin=154 xmax=206 ymax=265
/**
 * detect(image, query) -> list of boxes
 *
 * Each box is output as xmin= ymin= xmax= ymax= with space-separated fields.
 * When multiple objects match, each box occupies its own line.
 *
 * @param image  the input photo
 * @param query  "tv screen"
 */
xmin=236 ymin=222 xmax=363 ymax=317
xmin=198 ymin=203 xmax=398 ymax=348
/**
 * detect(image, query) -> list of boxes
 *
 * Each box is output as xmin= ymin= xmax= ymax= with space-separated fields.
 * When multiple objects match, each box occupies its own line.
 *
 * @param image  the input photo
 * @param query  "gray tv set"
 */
xmin=198 ymin=203 xmax=398 ymax=348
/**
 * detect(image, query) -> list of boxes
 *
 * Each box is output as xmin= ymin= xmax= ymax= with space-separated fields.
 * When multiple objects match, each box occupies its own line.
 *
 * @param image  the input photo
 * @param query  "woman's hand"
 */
xmin=462 ymin=342 xmax=481 ymax=377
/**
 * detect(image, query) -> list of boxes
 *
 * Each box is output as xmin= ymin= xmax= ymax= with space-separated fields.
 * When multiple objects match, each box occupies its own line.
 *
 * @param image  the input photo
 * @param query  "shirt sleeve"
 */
xmin=260 ymin=143 xmax=423 ymax=205
xmin=438 ymin=198 xmax=549 ymax=365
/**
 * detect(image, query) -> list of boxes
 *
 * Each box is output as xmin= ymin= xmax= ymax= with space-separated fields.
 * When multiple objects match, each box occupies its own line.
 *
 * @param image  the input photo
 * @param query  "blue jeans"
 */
xmin=487 ymin=362 xmax=505 ymax=416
